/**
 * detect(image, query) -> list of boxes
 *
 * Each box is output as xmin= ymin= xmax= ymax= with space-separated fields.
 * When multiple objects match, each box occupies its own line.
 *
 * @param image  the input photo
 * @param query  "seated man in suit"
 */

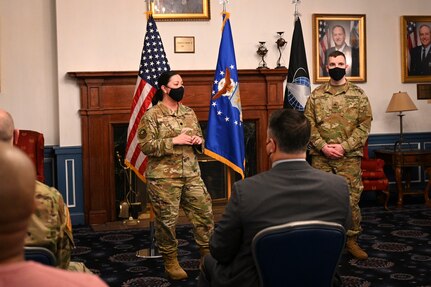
xmin=0 ymin=108 xmax=90 ymax=273
xmin=0 ymin=142 xmax=107 ymax=286
xmin=198 ymin=109 xmax=352 ymax=287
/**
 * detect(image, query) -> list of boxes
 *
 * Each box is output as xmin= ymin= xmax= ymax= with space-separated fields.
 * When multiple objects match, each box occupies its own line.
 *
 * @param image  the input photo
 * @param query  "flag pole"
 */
xmin=292 ymin=0 xmax=301 ymax=20
xmin=135 ymin=0 xmax=161 ymax=259
xmin=145 ymin=0 xmax=153 ymax=19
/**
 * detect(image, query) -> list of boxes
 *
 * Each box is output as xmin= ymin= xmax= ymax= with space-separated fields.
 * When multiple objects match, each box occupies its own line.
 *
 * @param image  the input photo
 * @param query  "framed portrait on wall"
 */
xmin=312 ymin=14 xmax=366 ymax=83
xmin=401 ymin=16 xmax=431 ymax=83
xmin=151 ymin=0 xmax=210 ymax=21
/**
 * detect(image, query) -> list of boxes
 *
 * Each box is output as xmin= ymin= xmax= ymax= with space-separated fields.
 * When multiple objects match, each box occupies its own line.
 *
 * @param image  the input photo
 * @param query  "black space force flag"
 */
xmin=283 ymin=17 xmax=311 ymax=111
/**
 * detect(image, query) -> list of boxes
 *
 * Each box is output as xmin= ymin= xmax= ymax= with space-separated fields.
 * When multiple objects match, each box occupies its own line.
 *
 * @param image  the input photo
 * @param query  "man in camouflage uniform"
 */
xmin=0 ymin=109 xmax=91 ymax=272
xmin=304 ymin=51 xmax=372 ymax=260
xmin=138 ymin=71 xmax=214 ymax=280
xmin=26 ymin=181 xmax=92 ymax=272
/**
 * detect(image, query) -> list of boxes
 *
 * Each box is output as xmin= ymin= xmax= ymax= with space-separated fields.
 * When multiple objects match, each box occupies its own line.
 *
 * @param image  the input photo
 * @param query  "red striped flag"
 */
xmin=407 ymin=21 xmax=418 ymax=50
xmin=318 ymin=20 xmax=329 ymax=75
xmin=406 ymin=21 xmax=418 ymax=74
xmin=124 ymin=14 xmax=170 ymax=181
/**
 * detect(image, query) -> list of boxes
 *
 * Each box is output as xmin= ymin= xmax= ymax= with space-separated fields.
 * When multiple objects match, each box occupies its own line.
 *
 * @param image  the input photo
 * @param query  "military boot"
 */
xmin=346 ymin=237 xmax=368 ymax=260
xmin=199 ymin=246 xmax=210 ymax=268
xmin=162 ymin=252 xmax=188 ymax=280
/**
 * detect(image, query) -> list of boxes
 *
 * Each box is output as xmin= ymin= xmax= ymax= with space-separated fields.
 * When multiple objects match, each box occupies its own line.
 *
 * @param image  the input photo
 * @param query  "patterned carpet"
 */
xmin=72 ymin=204 xmax=431 ymax=287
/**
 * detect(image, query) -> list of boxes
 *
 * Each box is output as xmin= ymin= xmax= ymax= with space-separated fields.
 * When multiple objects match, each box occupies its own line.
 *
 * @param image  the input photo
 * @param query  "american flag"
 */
xmin=406 ymin=21 xmax=418 ymax=73
xmin=319 ymin=20 xmax=329 ymax=75
xmin=407 ymin=21 xmax=418 ymax=50
xmin=124 ymin=15 xmax=170 ymax=180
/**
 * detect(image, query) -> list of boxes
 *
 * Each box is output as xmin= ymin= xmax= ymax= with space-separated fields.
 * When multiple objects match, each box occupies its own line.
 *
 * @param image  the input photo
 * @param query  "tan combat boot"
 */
xmin=162 ymin=253 xmax=188 ymax=280
xmin=346 ymin=237 xmax=368 ymax=260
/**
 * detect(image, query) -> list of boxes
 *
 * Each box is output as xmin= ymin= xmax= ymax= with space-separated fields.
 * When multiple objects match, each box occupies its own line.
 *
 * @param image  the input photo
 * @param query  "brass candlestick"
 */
xmin=275 ymin=32 xmax=287 ymax=69
xmin=257 ymin=41 xmax=269 ymax=69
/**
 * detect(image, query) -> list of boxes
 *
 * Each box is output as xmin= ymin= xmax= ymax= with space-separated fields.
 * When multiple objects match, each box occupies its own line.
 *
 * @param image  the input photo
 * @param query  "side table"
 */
xmin=374 ymin=149 xmax=431 ymax=207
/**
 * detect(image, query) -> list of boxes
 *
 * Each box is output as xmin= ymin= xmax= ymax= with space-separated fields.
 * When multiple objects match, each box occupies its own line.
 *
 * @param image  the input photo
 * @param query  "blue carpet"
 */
xmin=72 ymin=204 xmax=431 ymax=287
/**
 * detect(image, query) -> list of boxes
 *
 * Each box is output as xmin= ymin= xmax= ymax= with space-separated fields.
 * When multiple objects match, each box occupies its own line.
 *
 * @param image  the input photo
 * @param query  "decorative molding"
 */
xmin=54 ymin=147 xmax=84 ymax=225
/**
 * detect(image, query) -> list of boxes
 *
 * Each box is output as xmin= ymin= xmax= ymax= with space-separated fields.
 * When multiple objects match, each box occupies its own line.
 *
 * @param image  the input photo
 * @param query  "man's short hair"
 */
xmin=419 ymin=24 xmax=431 ymax=34
xmin=332 ymin=24 xmax=346 ymax=35
xmin=268 ymin=109 xmax=310 ymax=154
xmin=328 ymin=50 xmax=346 ymax=61
xmin=0 ymin=110 xmax=14 ymax=143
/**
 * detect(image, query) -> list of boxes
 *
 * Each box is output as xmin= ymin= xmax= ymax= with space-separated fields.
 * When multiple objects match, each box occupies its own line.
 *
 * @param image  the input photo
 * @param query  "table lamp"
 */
xmin=386 ymin=92 xmax=418 ymax=150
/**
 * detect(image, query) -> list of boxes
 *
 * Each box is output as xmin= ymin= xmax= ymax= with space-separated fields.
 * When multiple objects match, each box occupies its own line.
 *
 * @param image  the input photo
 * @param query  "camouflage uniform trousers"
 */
xmin=147 ymin=176 xmax=214 ymax=256
xmin=312 ymin=155 xmax=363 ymax=238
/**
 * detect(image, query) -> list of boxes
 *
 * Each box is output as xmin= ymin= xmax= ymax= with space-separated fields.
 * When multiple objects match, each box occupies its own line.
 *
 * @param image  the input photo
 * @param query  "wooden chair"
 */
xmin=13 ymin=129 xmax=45 ymax=183
xmin=361 ymin=140 xmax=390 ymax=209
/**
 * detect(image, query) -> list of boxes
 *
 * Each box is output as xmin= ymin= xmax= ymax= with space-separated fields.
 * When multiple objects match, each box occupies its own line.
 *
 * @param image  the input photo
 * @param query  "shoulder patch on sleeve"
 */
xmin=138 ymin=129 xmax=147 ymax=140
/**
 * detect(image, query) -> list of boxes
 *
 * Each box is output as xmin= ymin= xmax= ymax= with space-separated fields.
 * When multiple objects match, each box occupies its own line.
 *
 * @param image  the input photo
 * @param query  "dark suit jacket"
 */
xmin=206 ymin=160 xmax=351 ymax=287
xmin=409 ymin=45 xmax=431 ymax=76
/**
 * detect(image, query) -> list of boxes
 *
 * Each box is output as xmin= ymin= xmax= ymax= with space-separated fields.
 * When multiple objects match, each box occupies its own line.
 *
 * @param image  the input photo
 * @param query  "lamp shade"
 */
xmin=386 ymin=92 xmax=418 ymax=113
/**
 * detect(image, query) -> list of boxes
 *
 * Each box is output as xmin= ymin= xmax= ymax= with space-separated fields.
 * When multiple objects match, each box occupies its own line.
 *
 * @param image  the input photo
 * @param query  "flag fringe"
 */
xmin=221 ymin=11 xmax=230 ymax=31
xmin=204 ymin=149 xmax=244 ymax=179
xmin=145 ymin=11 xmax=152 ymax=20
xmin=125 ymin=159 xmax=147 ymax=183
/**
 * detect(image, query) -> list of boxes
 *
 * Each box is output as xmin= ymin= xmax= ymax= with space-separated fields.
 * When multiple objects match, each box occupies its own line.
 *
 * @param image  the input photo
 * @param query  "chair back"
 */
xmin=361 ymin=139 xmax=390 ymax=209
xmin=252 ymin=220 xmax=346 ymax=287
xmin=24 ymin=246 xmax=56 ymax=266
xmin=13 ymin=129 xmax=45 ymax=182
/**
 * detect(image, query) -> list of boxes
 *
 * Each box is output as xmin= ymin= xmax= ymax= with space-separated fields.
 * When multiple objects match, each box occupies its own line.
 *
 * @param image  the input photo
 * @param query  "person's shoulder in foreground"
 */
xmin=0 ymin=143 xmax=107 ymax=287
xmin=0 ymin=261 xmax=107 ymax=287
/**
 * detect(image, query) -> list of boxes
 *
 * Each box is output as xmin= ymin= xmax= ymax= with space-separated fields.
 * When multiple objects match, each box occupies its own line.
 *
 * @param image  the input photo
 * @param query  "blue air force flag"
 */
xmin=284 ymin=18 xmax=311 ymax=111
xmin=204 ymin=12 xmax=245 ymax=179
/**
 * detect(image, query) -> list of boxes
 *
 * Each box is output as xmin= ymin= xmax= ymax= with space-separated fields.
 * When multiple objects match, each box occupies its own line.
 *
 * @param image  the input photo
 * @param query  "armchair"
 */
xmin=24 ymin=246 xmax=56 ymax=266
xmin=252 ymin=220 xmax=346 ymax=287
xmin=361 ymin=140 xmax=390 ymax=209
xmin=13 ymin=129 xmax=45 ymax=183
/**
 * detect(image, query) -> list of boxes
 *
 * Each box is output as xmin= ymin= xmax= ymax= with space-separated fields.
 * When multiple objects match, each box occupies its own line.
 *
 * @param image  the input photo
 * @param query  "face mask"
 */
xmin=168 ymin=86 xmax=184 ymax=102
xmin=328 ymin=67 xmax=346 ymax=81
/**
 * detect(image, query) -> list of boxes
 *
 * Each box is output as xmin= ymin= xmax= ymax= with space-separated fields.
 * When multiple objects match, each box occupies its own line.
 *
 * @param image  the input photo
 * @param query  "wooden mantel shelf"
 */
xmin=68 ymin=69 xmax=288 ymax=78
xmin=68 ymin=68 xmax=287 ymax=224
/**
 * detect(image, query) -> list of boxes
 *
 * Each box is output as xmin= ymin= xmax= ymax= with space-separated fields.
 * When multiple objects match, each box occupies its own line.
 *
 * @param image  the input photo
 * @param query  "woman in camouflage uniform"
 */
xmin=138 ymin=71 xmax=214 ymax=280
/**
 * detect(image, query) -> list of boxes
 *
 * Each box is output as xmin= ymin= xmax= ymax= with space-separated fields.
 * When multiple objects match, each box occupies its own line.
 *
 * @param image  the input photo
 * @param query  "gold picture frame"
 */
xmin=312 ymin=14 xmax=366 ymax=83
xmin=151 ymin=0 xmax=210 ymax=21
xmin=400 ymin=16 xmax=431 ymax=83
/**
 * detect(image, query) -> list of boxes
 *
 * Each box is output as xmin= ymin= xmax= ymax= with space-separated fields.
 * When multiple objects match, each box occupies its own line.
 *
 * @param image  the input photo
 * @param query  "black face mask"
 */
xmin=168 ymin=86 xmax=184 ymax=102
xmin=328 ymin=67 xmax=346 ymax=81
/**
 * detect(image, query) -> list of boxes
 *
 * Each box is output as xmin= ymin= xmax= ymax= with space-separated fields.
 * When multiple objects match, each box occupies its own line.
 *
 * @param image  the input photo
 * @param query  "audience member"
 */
xmin=198 ymin=109 xmax=352 ymax=287
xmin=0 ymin=108 xmax=90 ymax=272
xmin=0 ymin=142 xmax=107 ymax=286
xmin=304 ymin=50 xmax=372 ymax=260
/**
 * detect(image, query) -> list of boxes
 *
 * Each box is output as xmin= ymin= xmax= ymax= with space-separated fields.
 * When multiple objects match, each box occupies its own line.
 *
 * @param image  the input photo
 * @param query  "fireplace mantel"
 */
xmin=68 ymin=69 xmax=287 ymax=224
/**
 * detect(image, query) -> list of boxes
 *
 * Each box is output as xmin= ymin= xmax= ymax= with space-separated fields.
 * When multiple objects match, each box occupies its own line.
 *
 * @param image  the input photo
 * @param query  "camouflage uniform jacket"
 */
xmin=304 ymin=81 xmax=372 ymax=157
xmin=25 ymin=181 xmax=74 ymax=270
xmin=138 ymin=102 xmax=204 ymax=179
